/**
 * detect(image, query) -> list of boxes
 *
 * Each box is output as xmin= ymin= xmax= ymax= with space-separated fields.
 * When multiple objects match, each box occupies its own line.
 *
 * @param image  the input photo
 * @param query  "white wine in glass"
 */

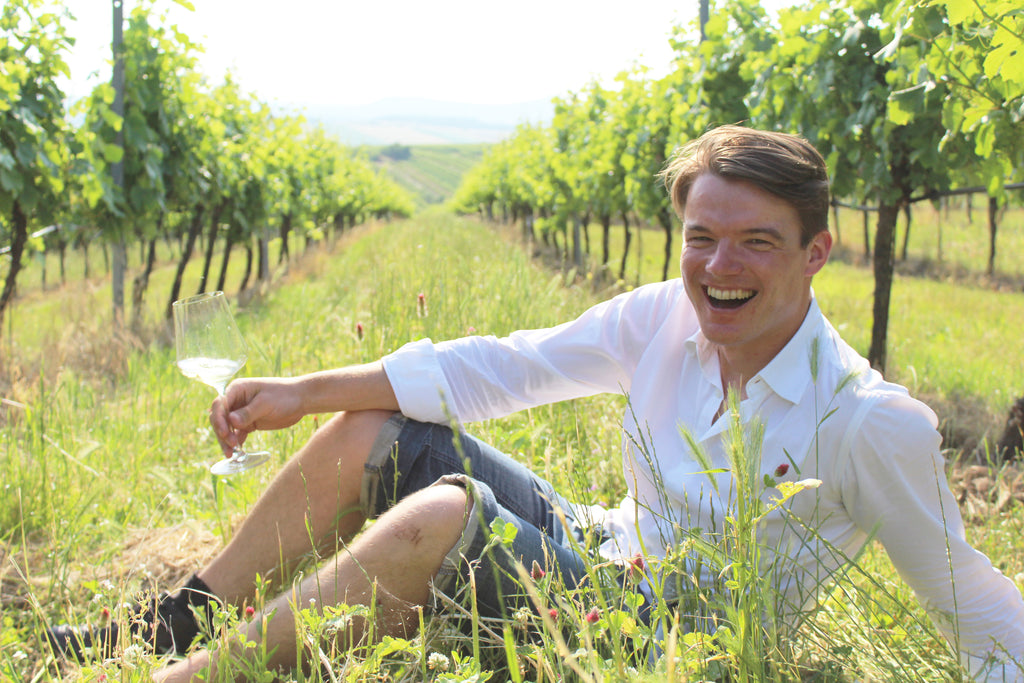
xmin=173 ymin=291 xmax=270 ymax=475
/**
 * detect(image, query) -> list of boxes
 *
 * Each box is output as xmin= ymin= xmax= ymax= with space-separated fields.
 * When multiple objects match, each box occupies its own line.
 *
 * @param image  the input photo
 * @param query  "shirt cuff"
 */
xmin=381 ymin=338 xmax=456 ymax=424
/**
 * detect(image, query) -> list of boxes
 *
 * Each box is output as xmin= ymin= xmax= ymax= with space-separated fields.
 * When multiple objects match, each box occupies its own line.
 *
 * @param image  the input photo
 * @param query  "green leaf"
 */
xmin=0 ymin=166 xmax=24 ymax=193
xmin=985 ymin=29 xmax=1024 ymax=83
xmin=888 ymin=96 xmax=915 ymax=126
xmin=102 ymin=143 xmax=123 ymax=163
xmin=975 ymin=120 xmax=996 ymax=156
xmin=888 ymin=82 xmax=929 ymax=125
xmin=942 ymin=0 xmax=977 ymax=24
xmin=986 ymin=174 xmax=1003 ymax=196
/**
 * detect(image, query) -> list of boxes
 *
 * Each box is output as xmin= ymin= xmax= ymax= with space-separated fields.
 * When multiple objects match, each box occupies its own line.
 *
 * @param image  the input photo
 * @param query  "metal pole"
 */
xmin=111 ymin=0 xmax=126 ymax=324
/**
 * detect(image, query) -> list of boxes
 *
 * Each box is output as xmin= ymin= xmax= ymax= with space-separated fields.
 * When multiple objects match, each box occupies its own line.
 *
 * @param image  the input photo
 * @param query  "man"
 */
xmin=49 ymin=126 xmax=1024 ymax=681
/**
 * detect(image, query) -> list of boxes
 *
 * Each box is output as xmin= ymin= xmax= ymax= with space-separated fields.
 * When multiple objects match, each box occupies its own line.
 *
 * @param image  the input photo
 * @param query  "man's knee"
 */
xmin=399 ymin=483 xmax=471 ymax=525
xmin=385 ymin=484 xmax=471 ymax=551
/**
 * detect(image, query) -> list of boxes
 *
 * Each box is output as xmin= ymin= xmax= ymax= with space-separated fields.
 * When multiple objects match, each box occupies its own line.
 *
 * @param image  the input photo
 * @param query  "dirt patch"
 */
xmin=1 ymin=522 xmax=223 ymax=610
xmin=922 ymin=390 xmax=1004 ymax=457
xmin=949 ymin=462 xmax=1024 ymax=522
xmin=114 ymin=521 xmax=222 ymax=588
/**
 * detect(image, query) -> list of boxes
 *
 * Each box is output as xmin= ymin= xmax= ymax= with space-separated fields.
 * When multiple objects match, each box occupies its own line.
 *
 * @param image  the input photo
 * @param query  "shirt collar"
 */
xmin=757 ymin=298 xmax=826 ymax=404
xmin=684 ymin=296 xmax=827 ymax=405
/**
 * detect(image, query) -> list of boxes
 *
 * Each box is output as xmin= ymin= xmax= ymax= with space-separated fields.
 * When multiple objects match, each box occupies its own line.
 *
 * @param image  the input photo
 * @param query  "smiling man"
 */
xmin=680 ymin=172 xmax=831 ymax=386
xmin=49 ymin=126 xmax=1024 ymax=682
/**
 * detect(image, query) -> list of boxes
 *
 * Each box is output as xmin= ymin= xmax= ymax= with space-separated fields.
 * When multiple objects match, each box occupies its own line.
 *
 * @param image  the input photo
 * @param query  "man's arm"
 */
xmin=840 ymin=393 xmax=1024 ymax=674
xmin=209 ymin=361 xmax=399 ymax=456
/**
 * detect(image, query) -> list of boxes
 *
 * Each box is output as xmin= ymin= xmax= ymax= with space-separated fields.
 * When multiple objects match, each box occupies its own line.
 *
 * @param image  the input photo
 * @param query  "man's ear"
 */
xmin=805 ymin=230 xmax=833 ymax=277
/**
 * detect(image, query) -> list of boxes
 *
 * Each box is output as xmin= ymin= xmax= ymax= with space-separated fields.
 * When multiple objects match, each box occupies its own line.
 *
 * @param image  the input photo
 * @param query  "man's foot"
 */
xmin=46 ymin=575 xmax=217 ymax=662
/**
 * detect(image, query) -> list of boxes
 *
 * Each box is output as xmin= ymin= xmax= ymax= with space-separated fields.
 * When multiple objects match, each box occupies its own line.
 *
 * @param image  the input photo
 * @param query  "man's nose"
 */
xmin=705 ymin=241 xmax=743 ymax=274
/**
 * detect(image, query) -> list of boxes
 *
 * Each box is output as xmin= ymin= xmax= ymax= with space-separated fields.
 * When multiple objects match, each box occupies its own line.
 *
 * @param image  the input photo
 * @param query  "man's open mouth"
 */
xmin=706 ymin=286 xmax=756 ymax=309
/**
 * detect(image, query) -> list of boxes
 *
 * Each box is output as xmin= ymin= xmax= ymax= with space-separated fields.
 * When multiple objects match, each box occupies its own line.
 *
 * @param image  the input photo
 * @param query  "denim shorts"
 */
xmin=359 ymin=414 xmax=592 ymax=620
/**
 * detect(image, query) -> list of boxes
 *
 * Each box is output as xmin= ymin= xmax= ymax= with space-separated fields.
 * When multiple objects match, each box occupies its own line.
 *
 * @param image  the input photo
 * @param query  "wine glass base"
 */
xmin=210 ymin=450 xmax=271 ymax=476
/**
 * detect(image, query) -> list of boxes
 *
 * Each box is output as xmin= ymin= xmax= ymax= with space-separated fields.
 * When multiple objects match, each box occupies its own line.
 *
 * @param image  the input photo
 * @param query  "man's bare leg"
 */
xmin=154 ymin=482 xmax=470 ymax=683
xmin=195 ymin=409 xmax=395 ymax=606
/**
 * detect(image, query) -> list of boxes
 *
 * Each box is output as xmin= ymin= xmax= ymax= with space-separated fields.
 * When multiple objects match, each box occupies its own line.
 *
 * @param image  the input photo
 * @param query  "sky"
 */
xmin=57 ymin=1 xmax=696 ymax=110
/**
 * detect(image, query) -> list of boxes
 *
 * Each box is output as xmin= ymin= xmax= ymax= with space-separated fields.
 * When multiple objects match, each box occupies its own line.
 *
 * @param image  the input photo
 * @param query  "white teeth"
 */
xmin=707 ymin=286 xmax=755 ymax=301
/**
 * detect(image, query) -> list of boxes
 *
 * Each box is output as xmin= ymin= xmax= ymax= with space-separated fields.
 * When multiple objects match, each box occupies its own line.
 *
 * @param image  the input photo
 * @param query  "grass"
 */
xmin=2 ymin=209 xmax=1023 ymax=681
xmin=832 ymin=199 xmax=1024 ymax=281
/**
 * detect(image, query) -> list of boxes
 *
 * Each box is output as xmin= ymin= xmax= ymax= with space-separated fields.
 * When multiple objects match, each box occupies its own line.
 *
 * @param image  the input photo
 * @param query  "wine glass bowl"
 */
xmin=172 ymin=291 xmax=270 ymax=475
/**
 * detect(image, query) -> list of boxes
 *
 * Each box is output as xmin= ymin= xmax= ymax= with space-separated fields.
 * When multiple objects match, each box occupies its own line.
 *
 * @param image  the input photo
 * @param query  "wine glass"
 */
xmin=172 ymin=291 xmax=270 ymax=475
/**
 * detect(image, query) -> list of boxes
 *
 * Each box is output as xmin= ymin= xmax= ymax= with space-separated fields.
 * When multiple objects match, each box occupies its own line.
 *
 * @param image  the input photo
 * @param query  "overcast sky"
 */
xmin=57 ymin=1 xmax=697 ymax=108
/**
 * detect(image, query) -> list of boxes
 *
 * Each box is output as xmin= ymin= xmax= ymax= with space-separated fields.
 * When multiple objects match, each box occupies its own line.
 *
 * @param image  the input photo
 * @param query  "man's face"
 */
xmin=680 ymin=173 xmax=832 ymax=373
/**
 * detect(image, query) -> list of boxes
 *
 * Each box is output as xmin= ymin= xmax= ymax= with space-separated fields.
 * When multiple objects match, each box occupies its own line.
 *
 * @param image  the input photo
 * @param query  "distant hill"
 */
xmin=364 ymin=143 xmax=489 ymax=207
xmin=302 ymin=96 xmax=553 ymax=145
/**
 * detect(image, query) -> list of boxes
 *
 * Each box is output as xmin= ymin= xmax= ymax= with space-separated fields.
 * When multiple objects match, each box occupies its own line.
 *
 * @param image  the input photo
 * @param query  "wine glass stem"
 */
xmin=216 ymin=387 xmax=246 ymax=461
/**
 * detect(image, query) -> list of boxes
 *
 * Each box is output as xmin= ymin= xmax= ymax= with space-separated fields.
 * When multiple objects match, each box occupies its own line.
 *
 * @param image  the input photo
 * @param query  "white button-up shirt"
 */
xmin=383 ymin=278 xmax=1024 ymax=679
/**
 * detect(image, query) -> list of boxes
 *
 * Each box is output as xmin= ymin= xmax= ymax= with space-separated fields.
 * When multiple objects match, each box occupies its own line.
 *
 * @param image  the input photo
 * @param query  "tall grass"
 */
xmin=1 ymin=211 xmax=1021 ymax=681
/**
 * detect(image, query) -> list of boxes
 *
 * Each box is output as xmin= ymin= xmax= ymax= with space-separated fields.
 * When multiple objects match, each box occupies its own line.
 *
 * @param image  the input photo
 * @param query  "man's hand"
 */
xmin=208 ymin=362 xmax=399 ymax=456
xmin=210 ymin=377 xmax=305 ymax=456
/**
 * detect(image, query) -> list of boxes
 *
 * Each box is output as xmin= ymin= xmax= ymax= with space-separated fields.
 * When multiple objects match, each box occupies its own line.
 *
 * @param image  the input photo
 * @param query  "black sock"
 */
xmin=173 ymin=574 xmax=219 ymax=638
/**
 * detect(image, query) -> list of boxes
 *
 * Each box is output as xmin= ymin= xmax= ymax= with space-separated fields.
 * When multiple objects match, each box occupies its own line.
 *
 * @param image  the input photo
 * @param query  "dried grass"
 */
xmin=115 ymin=521 xmax=222 ymax=588
xmin=949 ymin=462 xmax=1024 ymax=522
xmin=0 ymin=521 xmax=224 ymax=611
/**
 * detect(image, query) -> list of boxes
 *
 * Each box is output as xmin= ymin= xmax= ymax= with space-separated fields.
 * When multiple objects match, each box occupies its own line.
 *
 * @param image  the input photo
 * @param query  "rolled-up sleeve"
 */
xmin=381 ymin=338 xmax=455 ymax=424
xmin=380 ymin=281 xmax=684 ymax=425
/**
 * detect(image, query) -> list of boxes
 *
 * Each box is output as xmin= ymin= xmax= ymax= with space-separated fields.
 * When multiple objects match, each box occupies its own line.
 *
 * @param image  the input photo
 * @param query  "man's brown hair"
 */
xmin=661 ymin=125 xmax=831 ymax=246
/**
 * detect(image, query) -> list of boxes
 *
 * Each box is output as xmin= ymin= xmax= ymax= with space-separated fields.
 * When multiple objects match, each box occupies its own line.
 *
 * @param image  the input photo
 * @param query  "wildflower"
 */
xmin=417 ymin=292 xmax=428 ymax=317
xmin=584 ymin=607 xmax=600 ymax=624
xmin=466 ymin=326 xmax=477 ymax=334
xmin=773 ymin=463 xmax=790 ymax=478
xmin=100 ymin=606 xmax=111 ymax=620
xmin=121 ymin=644 xmax=145 ymax=667
xmin=427 ymin=652 xmax=450 ymax=672
xmin=356 ymin=322 xmax=364 ymax=340
xmin=626 ymin=553 xmax=646 ymax=582
xmin=548 ymin=608 xmax=558 ymax=620
xmin=513 ymin=607 xmax=531 ymax=626
xmin=245 ymin=606 xmax=256 ymax=619
xmin=531 ymin=560 xmax=546 ymax=581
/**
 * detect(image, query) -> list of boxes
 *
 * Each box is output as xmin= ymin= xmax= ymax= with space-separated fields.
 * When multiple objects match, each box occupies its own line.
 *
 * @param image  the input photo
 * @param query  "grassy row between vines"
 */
xmin=1 ymin=211 xmax=1023 ymax=681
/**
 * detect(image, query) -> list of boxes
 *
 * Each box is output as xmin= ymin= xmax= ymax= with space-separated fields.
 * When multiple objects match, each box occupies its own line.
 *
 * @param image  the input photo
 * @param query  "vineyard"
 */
xmin=449 ymin=0 xmax=1024 ymax=372
xmin=371 ymin=144 xmax=488 ymax=208
xmin=0 ymin=0 xmax=416 ymax=334
xmin=2 ymin=0 xmax=1024 ymax=681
